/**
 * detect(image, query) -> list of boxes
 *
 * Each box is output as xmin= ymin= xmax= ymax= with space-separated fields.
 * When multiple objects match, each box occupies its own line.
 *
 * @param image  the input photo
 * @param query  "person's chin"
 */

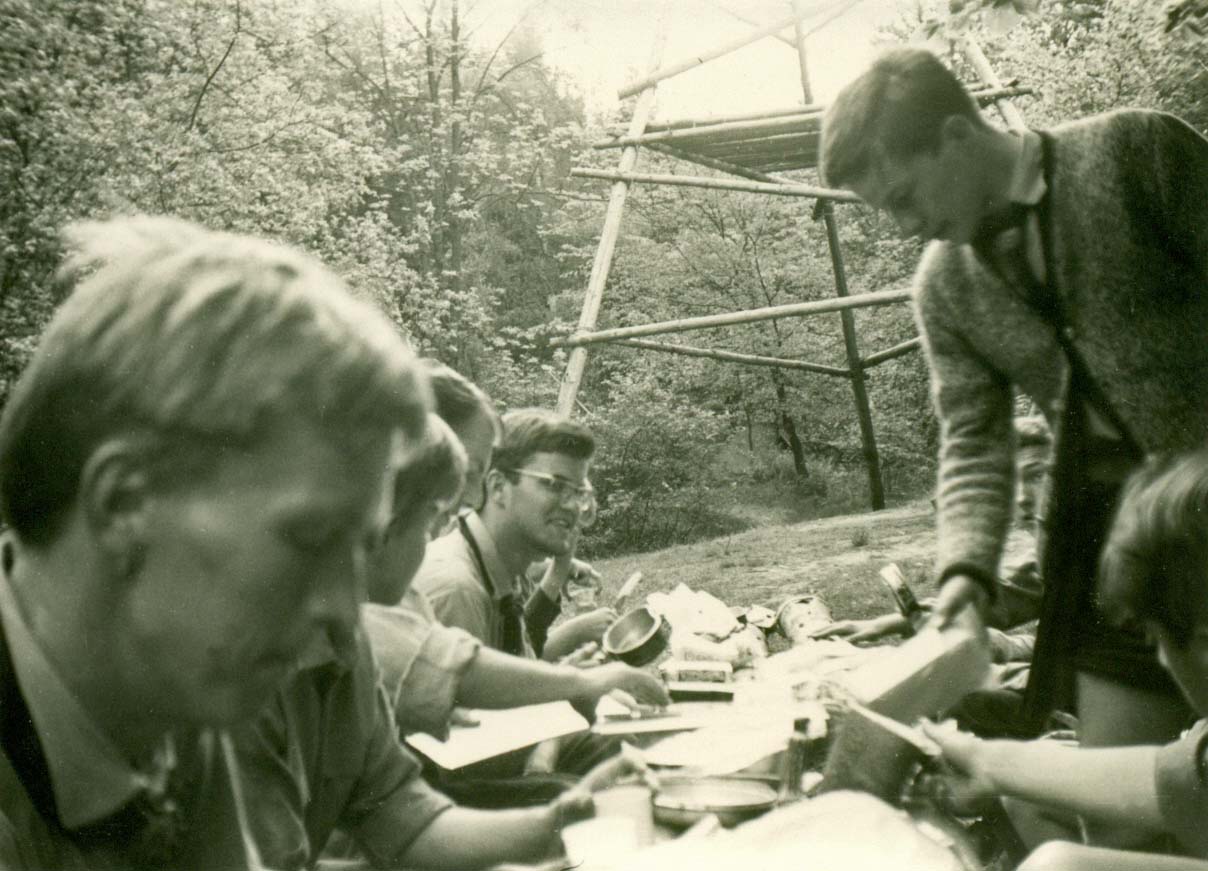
xmin=540 ymin=531 xmax=574 ymax=556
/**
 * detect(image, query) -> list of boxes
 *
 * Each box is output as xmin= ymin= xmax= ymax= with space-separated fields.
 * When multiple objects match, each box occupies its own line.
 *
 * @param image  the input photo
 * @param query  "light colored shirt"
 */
xmin=363 ymin=588 xmax=480 ymax=740
xmin=413 ymin=513 xmax=534 ymax=656
xmin=234 ymin=626 xmax=453 ymax=870
xmin=1001 ymin=128 xmax=1047 ymax=286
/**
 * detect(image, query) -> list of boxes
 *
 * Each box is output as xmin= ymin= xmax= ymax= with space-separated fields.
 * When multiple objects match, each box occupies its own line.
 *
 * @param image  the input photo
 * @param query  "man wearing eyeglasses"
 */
xmin=412 ymin=409 xmax=629 ymax=798
xmin=415 ymin=408 xmax=607 ymax=662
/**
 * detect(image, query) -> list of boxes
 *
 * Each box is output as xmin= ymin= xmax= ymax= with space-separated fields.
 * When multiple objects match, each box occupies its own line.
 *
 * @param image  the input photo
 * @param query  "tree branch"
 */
xmin=187 ymin=0 xmax=242 ymax=133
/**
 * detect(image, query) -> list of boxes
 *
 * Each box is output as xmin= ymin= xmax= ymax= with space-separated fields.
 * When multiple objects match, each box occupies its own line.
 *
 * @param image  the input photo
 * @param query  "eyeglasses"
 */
xmin=504 ymin=468 xmax=595 ymax=511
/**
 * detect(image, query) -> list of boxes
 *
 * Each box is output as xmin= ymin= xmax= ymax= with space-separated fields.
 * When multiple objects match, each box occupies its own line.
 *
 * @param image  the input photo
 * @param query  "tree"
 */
xmin=313 ymin=0 xmax=585 ymax=371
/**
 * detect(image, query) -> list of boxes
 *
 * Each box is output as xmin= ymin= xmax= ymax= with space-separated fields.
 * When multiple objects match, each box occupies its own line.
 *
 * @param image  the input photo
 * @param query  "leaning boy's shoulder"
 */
xmin=411 ymin=529 xmax=479 ymax=597
xmin=1046 ymin=106 xmax=1202 ymax=147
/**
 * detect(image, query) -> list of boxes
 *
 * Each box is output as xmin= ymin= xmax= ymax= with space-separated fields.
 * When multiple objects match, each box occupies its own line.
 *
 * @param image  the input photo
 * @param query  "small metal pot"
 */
xmin=602 ymin=606 xmax=671 ymax=667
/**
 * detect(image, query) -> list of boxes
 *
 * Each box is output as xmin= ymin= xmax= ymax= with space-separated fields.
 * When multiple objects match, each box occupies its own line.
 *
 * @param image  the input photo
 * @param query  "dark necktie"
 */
xmin=497 ymin=593 xmax=526 ymax=657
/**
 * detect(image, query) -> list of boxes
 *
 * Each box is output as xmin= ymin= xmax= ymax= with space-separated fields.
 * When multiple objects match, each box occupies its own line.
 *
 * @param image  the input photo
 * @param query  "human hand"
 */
xmin=561 ymin=641 xmax=607 ymax=669
xmin=928 ymin=575 xmax=990 ymax=630
xmin=577 ymin=662 xmax=670 ymax=708
xmin=555 ymin=607 xmax=617 ymax=648
xmin=540 ymin=534 xmax=597 ymax=594
xmin=811 ymin=613 xmax=911 ymax=644
xmin=918 ymin=719 xmax=998 ymax=815
xmin=551 ymin=745 xmax=654 ymax=830
xmin=579 ymin=742 xmax=656 ymax=794
xmin=566 ymin=557 xmax=600 ymax=585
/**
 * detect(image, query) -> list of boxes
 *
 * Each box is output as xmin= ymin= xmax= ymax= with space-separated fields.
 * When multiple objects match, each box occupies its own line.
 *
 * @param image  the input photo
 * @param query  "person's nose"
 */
xmin=305 ymin=548 xmax=363 ymax=653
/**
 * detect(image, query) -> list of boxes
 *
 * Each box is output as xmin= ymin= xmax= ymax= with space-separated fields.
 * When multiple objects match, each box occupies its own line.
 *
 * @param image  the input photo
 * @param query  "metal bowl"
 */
xmin=653 ymin=776 xmax=778 ymax=829
xmin=602 ymin=606 xmax=671 ymax=667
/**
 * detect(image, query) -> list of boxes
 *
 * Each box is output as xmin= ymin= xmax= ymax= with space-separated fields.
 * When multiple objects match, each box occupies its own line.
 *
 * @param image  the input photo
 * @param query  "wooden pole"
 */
xmin=792 ymin=0 xmax=814 ymax=105
xmin=689 ymin=129 xmax=819 ymax=151
xmin=626 ymin=103 xmax=827 ymax=134
xmin=551 ymin=288 xmax=910 ymax=347
xmin=611 ymin=338 xmax=851 ymax=377
xmin=962 ymin=37 xmax=1026 ymax=132
xmin=790 ymin=14 xmax=885 ymax=510
xmin=861 ymin=337 xmax=921 ymax=368
xmin=641 ymin=142 xmax=792 ymax=185
xmin=557 ymin=12 xmax=669 ymax=416
xmin=605 ymin=85 xmax=1029 ymax=139
xmin=618 ymin=5 xmax=821 ymax=98
xmin=821 ymin=201 xmax=885 ymax=509
xmin=570 ymin=168 xmax=860 ymax=203
xmin=694 ymin=136 xmax=819 ymax=162
xmin=593 ymin=112 xmax=821 ymax=150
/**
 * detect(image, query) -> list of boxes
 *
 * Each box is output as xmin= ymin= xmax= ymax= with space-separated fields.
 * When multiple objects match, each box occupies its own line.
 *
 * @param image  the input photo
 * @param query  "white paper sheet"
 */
xmin=405 ymin=701 xmax=589 ymax=770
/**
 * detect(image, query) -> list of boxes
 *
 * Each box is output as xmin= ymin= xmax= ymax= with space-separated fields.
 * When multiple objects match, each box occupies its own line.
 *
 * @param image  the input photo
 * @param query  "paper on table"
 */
xmin=641 ymin=700 xmax=826 ymax=773
xmin=592 ymin=699 xmax=736 ymax=736
xmin=643 ymin=720 xmax=791 ymax=773
xmin=405 ymin=701 xmax=588 ymax=770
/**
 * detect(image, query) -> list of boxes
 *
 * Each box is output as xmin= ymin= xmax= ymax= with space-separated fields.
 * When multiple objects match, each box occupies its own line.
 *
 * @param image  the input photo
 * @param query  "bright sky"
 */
xmin=472 ymin=0 xmax=911 ymax=122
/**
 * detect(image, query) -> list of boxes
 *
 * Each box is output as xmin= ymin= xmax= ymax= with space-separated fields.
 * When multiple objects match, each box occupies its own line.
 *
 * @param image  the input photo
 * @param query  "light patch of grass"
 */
xmin=591 ymin=501 xmax=937 ymax=624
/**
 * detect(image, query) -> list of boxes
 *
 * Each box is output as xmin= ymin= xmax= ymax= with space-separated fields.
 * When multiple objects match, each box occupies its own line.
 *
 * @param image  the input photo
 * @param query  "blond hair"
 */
xmin=0 ymin=215 xmax=429 ymax=544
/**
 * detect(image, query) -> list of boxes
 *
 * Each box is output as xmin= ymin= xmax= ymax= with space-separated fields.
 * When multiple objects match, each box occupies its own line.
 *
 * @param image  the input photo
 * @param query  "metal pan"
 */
xmin=602 ymin=606 xmax=671 ymax=667
xmin=652 ymin=776 xmax=778 ymax=829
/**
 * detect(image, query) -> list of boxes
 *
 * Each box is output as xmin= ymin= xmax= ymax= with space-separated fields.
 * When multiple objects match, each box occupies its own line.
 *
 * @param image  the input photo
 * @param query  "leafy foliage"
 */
xmin=30 ymin=1 xmax=1201 ymax=556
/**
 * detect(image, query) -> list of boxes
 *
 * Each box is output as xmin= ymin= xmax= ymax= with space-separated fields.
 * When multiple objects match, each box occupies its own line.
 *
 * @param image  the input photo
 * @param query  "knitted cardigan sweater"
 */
xmin=914 ymin=108 xmax=1208 ymax=586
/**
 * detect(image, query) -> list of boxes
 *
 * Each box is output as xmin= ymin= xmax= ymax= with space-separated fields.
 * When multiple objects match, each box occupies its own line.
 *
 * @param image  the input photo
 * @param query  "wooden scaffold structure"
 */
xmin=554 ymin=1 xmax=1031 ymax=510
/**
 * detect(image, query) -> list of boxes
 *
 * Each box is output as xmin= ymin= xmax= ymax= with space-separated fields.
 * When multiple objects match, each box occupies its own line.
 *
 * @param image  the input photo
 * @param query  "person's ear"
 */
xmin=483 ymin=468 xmax=509 ymax=510
xmin=940 ymin=114 xmax=976 ymax=148
xmin=78 ymin=438 xmax=152 ymax=581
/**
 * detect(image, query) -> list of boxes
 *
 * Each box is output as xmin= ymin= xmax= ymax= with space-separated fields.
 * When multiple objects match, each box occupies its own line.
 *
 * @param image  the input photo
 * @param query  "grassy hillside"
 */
xmin=590 ymin=500 xmax=938 ymax=626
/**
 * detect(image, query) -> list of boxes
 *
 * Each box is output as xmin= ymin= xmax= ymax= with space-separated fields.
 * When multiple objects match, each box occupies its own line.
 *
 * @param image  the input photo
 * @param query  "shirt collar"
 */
xmin=0 ymin=541 xmax=175 ymax=829
xmin=296 ymin=623 xmax=363 ymax=672
xmin=1006 ymin=129 xmax=1046 ymax=207
xmin=462 ymin=512 xmax=518 ymax=600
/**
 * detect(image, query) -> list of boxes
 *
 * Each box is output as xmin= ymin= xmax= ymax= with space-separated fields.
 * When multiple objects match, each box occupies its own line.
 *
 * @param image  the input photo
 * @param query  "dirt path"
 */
xmin=593 ymin=500 xmax=938 ymax=621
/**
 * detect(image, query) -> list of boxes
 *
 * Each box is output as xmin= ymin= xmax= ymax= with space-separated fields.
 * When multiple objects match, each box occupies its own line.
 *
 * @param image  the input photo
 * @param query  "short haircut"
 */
xmin=0 ymin=215 xmax=429 ymax=546
xmin=820 ymin=47 xmax=984 ymax=189
xmin=420 ymin=358 xmax=500 ymax=439
xmin=491 ymin=408 xmax=594 ymax=473
xmin=388 ymin=414 xmax=467 ymax=533
xmin=1099 ymin=451 xmax=1208 ymax=648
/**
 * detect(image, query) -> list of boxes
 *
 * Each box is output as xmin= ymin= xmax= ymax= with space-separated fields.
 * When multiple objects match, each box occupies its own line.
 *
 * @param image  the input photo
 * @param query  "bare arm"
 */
xmin=541 ymin=608 xmax=616 ymax=661
xmin=1020 ymin=841 xmax=1208 ymax=871
xmin=397 ymin=746 xmax=651 ymax=870
xmin=922 ymin=722 xmax=1162 ymax=831
xmin=400 ymin=804 xmax=560 ymax=870
xmin=457 ymin=648 xmax=669 ymax=710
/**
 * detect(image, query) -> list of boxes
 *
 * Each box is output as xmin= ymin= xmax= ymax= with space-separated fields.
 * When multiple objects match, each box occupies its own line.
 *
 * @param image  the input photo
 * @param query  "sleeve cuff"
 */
xmin=356 ymin=776 xmax=455 ymax=867
xmin=938 ymin=562 xmax=999 ymax=602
